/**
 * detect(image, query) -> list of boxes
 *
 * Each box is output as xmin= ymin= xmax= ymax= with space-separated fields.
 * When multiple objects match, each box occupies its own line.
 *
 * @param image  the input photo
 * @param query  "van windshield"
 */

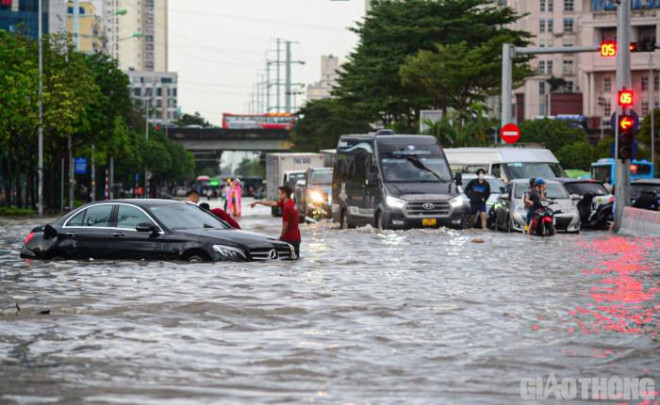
xmin=504 ymin=162 xmax=565 ymax=179
xmin=381 ymin=157 xmax=452 ymax=182
xmin=310 ymin=170 xmax=333 ymax=185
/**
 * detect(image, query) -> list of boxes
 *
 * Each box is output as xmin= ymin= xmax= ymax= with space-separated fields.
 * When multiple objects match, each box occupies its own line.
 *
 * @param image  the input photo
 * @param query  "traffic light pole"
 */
xmin=614 ymin=0 xmax=632 ymax=231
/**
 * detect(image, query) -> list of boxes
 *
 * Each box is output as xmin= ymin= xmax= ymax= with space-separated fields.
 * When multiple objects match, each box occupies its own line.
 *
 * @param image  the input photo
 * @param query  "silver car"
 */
xmin=493 ymin=179 xmax=581 ymax=233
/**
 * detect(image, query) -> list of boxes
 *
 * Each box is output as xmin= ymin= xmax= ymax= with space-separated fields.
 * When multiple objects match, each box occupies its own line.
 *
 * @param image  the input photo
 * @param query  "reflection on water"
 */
xmin=0 ymin=212 xmax=658 ymax=404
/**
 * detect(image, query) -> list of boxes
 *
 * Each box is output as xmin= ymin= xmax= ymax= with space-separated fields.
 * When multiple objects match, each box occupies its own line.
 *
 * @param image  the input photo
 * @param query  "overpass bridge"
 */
xmin=168 ymin=127 xmax=293 ymax=165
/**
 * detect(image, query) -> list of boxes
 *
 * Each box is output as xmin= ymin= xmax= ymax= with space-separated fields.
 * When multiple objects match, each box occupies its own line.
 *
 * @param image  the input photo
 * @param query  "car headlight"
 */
xmin=309 ymin=190 xmax=324 ymax=203
xmin=386 ymin=196 xmax=406 ymax=209
xmin=212 ymin=245 xmax=246 ymax=260
xmin=449 ymin=196 xmax=463 ymax=209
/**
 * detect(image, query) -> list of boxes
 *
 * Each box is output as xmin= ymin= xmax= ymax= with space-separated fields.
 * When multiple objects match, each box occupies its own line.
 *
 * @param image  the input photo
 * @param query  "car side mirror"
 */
xmin=454 ymin=173 xmax=462 ymax=186
xmin=570 ymin=194 xmax=581 ymax=201
xmin=136 ymin=222 xmax=158 ymax=233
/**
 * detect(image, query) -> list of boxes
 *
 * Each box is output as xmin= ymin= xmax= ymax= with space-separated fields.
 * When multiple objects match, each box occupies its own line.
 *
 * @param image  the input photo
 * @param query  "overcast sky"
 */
xmin=167 ymin=0 xmax=366 ymax=126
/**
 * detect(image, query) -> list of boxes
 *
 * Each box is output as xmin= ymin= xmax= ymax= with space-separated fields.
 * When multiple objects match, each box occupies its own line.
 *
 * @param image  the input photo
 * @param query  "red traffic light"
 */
xmin=599 ymin=41 xmax=617 ymax=57
xmin=619 ymin=115 xmax=635 ymax=131
xmin=618 ymin=88 xmax=634 ymax=108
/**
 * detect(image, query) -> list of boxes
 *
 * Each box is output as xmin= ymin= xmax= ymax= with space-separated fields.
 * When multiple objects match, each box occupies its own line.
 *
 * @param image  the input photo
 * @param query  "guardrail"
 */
xmin=618 ymin=206 xmax=660 ymax=237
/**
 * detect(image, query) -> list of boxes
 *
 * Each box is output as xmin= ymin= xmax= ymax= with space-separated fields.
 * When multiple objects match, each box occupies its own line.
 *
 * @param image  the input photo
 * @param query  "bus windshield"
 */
xmin=504 ymin=162 xmax=565 ymax=179
xmin=381 ymin=157 xmax=453 ymax=182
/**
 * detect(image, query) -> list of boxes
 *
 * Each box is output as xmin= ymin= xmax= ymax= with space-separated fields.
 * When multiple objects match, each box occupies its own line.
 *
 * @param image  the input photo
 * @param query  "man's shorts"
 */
xmin=470 ymin=203 xmax=487 ymax=215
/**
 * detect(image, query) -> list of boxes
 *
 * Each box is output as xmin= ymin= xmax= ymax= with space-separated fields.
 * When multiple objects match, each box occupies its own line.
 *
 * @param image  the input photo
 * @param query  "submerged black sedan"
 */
xmin=21 ymin=199 xmax=297 ymax=261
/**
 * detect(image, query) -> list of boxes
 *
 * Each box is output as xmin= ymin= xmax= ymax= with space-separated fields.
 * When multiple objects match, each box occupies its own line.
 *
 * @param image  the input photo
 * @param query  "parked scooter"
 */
xmin=576 ymin=191 xmax=613 ymax=230
xmin=529 ymin=201 xmax=557 ymax=236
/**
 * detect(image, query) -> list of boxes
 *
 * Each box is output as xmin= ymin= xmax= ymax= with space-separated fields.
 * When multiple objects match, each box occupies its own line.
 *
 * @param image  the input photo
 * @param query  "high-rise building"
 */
xmin=0 ymin=0 xmax=66 ymax=39
xmin=66 ymin=1 xmax=102 ymax=53
xmin=500 ymin=0 xmax=659 ymax=127
xmin=307 ymin=55 xmax=341 ymax=101
xmin=127 ymin=70 xmax=178 ymax=126
xmin=104 ymin=0 xmax=168 ymax=72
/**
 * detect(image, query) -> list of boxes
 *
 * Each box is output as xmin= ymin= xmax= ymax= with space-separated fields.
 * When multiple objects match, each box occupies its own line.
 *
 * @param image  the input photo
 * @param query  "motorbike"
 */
xmin=576 ymin=191 xmax=613 ymax=230
xmin=530 ymin=200 xmax=556 ymax=236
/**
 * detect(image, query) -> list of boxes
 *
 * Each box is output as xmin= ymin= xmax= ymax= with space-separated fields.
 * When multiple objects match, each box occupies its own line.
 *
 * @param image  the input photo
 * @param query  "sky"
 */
xmin=167 ymin=0 xmax=367 ymax=126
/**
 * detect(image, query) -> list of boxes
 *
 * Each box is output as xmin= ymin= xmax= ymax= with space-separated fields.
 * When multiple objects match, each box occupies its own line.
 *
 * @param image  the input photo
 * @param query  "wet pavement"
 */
xmin=0 ymin=199 xmax=658 ymax=404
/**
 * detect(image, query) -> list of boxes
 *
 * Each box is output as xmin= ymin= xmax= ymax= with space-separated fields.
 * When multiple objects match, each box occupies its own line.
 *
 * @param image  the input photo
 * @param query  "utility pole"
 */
xmin=276 ymin=38 xmax=281 ymax=113
xmin=285 ymin=41 xmax=292 ymax=113
xmin=266 ymin=60 xmax=272 ymax=112
xmin=73 ymin=0 xmax=80 ymax=50
xmin=614 ymin=0 xmax=631 ymax=231
xmin=37 ymin=0 xmax=43 ymax=216
xmin=651 ymin=53 xmax=656 ymax=172
xmin=145 ymin=79 xmax=152 ymax=198
xmin=91 ymin=144 xmax=95 ymax=201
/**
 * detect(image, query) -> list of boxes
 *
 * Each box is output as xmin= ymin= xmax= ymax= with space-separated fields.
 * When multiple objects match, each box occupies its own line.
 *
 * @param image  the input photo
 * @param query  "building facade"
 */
xmin=127 ymin=70 xmax=178 ymax=126
xmin=306 ymin=55 xmax=340 ymax=101
xmin=104 ymin=0 xmax=168 ymax=72
xmin=0 ymin=0 xmax=66 ymax=39
xmin=66 ymin=1 xmax=102 ymax=53
xmin=502 ymin=0 xmax=659 ymax=127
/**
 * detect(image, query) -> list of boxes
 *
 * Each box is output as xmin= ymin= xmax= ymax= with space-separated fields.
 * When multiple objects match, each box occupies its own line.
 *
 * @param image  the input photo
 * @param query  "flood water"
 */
xmin=1 ymin=200 xmax=658 ymax=404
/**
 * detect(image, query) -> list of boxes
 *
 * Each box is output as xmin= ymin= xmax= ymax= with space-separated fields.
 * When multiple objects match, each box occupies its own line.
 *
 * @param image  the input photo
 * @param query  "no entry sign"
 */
xmin=500 ymin=123 xmax=521 ymax=144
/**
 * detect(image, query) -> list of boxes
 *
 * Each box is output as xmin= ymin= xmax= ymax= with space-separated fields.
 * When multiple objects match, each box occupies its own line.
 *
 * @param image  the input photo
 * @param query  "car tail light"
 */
xmin=23 ymin=232 xmax=35 ymax=246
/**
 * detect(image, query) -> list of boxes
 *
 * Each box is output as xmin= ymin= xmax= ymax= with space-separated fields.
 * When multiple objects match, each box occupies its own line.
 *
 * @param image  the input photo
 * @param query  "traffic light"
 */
xmin=618 ymin=88 xmax=635 ymax=108
xmin=599 ymin=41 xmax=617 ymax=57
xmin=630 ymin=39 xmax=656 ymax=52
xmin=617 ymin=114 xmax=635 ymax=160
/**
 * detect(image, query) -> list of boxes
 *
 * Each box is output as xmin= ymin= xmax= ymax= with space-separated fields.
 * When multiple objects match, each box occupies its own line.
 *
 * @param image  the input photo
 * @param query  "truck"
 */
xmin=265 ymin=152 xmax=326 ymax=216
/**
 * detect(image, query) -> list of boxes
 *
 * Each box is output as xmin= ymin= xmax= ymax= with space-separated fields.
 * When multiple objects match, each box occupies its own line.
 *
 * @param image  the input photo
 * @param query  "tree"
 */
xmin=334 ymin=0 xmax=531 ymax=127
xmin=235 ymin=158 xmax=265 ymax=178
xmin=290 ymin=98 xmax=371 ymax=152
xmin=518 ymin=119 xmax=588 ymax=154
xmin=556 ymin=142 xmax=594 ymax=170
xmin=175 ymin=112 xmax=212 ymax=128
xmin=425 ymin=102 xmax=498 ymax=147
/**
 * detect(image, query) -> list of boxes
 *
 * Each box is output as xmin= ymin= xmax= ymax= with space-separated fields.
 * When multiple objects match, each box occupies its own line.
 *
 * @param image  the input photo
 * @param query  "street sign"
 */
xmin=609 ymin=110 xmax=639 ymax=133
xmin=74 ymin=158 xmax=87 ymax=175
xmin=500 ymin=123 xmax=521 ymax=144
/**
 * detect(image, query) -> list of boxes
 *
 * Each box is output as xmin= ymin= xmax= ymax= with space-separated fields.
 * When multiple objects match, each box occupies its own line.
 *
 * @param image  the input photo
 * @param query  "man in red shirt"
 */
xmin=249 ymin=185 xmax=301 ymax=258
xmin=198 ymin=203 xmax=241 ymax=229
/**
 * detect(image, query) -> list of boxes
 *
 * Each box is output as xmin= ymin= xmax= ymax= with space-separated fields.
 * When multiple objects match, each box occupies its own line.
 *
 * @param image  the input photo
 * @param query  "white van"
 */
xmin=444 ymin=147 xmax=566 ymax=182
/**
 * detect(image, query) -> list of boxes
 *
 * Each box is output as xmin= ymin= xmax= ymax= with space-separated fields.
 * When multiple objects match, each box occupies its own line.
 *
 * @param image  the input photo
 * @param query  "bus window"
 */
xmin=630 ymin=163 xmax=652 ymax=175
xmin=491 ymin=164 xmax=501 ymax=179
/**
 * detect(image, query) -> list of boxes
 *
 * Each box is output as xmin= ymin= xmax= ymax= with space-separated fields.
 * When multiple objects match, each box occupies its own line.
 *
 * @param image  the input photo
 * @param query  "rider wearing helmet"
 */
xmin=523 ymin=178 xmax=536 ymax=227
xmin=527 ymin=178 xmax=547 ymax=235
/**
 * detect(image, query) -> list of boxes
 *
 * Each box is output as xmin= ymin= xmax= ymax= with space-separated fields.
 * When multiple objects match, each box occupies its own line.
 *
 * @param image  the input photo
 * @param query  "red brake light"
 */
xmin=23 ymin=232 xmax=35 ymax=245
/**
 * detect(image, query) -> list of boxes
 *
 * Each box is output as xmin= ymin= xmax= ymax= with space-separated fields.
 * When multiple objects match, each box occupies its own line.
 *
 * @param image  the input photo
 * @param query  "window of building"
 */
xmin=600 ymin=27 xmax=617 ymax=42
xmin=547 ymin=19 xmax=553 ymax=33
xmin=604 ymin=77 xmax=611 ymax=92
xmin=641 ymin=76 xmax=649 ymax=91
xmin=566 ymin=81 xmax=574 ymax=92
xmin=156 ymin=87 xmax=162 ymax=97
xmin=564 ymin=18 xmax=573 ymax=32
xmin=173 ymin=88 xmax=177 ymax=97
xmin=540 ymin=19 xmax=546 ymax=33
xmin=642 ymin=100 xmax=649 ymax=116
xmin=564 ymin=0 xmax=573 ymax=11
xmin=540 ymin=0 xmax=546 ymax=12
xmin=563 ymin=59 xmax=573 ymax=75
xmin=638 ymin=25 xmax=657 ymax=44
xmin=548 ymin=0 xmax=554 ymax=11
xmin=133 ymin=88 xmax=141 ymax=97
xmin=539 ymin=81 xmax=546 ymax=95
xmin=547 ymin=61 xmax=553 ymax=75
xmin=604 ymin=100 xmax=611 ymax=116
xmin=655 ymin=75 xmax=659 ymax=91
xmin=538 ymin=61 xmax=545 ymax=74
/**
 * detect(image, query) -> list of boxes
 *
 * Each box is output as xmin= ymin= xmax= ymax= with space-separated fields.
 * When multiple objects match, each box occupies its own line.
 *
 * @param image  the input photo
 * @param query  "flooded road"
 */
xmin=1 ymin=201 xmax=658 ymax=404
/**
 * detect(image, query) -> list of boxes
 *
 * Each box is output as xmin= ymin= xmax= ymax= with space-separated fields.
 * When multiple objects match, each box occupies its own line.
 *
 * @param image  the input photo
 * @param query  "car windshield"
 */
xmin=630 ymin=184 xmax=660 ymax=199
xmin=504 ymin=162 xmax=564 ymax=179
xmin=310 ymin=170 xmax=332 ymax=185
xmin=381 ymin=156 xmax=452 ymax=182
xmin=149 ymin=204 xmax=231 ymax=230
xmin=514 ymin=183 xmax=569 ymax=199
xmin=564 ymin=182 xmax=609 ymax=196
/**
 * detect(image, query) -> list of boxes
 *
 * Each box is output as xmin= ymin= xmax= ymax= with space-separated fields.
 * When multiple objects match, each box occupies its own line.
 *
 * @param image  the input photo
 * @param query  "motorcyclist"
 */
xmin=527 ymin=178 xmax=547 ymax=236
xmin=523 ymin=177 xmax=536 ymax=230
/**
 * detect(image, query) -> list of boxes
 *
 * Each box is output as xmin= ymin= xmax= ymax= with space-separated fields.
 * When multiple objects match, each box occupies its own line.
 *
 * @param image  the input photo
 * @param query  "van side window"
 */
xmin=491 ymin=164 xmax=501 ymax=178
xmin=350 ymin=150 xmax=367 ymax=185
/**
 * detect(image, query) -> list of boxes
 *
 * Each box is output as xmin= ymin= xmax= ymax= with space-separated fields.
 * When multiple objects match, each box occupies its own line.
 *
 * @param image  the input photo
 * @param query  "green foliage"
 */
xmin=0 ymin=206 xmax=36 ymax=216
xmin=334 ymin=0 xmax=531 ymax=126
xmin=594 ymin=136 xmax=614 ymax=160
xmin=424 ymin=103 xmax=498 ymax=147
xmin=637 ymin=108 xmax=660 ymax=168
xmin=290 ymin=98 xmax=371 ymax=152
xmin=518 ymin=119 xmax=588 ymax=154
xmin=235 ymin=158 xmax=265 ymax=178
xmin=556 ymin=142 xmax=594 ymax=171
xmin=176 ymin=112 xmax=212 ymax=128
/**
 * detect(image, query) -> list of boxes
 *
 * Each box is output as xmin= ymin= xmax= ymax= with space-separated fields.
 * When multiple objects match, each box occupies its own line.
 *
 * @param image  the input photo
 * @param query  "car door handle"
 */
xmin=112 ymin=232 xmax=124 ymax=238
xmin=61 ymin=232 xmax=76 ymax=239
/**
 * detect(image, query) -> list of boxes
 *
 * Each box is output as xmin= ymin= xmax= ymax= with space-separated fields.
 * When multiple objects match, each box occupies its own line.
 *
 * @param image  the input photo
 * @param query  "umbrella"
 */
xmin=196 ymin=175 xmax=211 ymax=182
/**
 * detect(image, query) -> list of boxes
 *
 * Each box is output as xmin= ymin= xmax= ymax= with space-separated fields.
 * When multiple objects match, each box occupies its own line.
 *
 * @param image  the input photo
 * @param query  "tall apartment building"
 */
xmin=104 ymin=0 xmax=168 ymax=72
xmin=66 ymin=1 xmax=102 ymax=53
xmin=0 ymin=0 xmax=66 ymax=39
xmin=306 ymin=55 xmax=341 ymax=101
xmin=501 ymin=0 xmax=659 ymax=127
xmin=127 ymin=70 xmax=178 ymax=126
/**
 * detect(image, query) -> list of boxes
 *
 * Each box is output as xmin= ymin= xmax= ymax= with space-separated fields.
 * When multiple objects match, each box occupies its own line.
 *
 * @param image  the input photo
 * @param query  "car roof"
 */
xmin=86 ymin=199 xmax=182 ymax=207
